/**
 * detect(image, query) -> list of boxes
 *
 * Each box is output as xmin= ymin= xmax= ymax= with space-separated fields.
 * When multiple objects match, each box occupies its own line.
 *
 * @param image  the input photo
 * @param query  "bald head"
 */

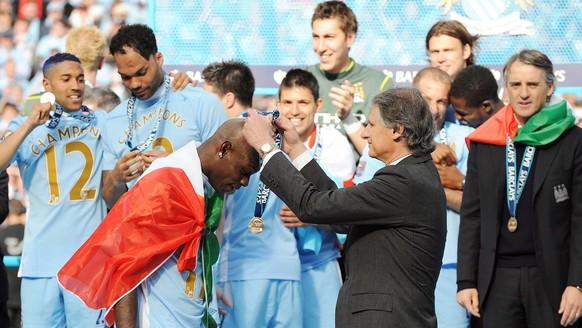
xmin=199 ymin=119 xmax=260 ymax=194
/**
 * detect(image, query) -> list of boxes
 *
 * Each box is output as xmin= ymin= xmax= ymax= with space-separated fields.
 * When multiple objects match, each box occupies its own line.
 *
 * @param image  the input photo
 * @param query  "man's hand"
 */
xmin=141 ymin=150 xmax=170 ymax=169
xmin=216 ymin=285 xmax=232 ymax=317
xmin=331 ymin=80 xmax=354 ymax=120
xmin=280 ymin=204 xmax=308 ymax=228
xmin=26 ymin=101 xmax=52 ymax=128
xmin=275 ymin=115 xmax=307 ymax=160
xmin=559 ymin=286 xmax=582 ymax=326
xmin=432 ymin=143 xmax=457 ymax=166
xmin=169 ymin=70 xmax=196 ymax=91
xmin=242 ymin=110 xmax=276 ymax=151
xmin=457 ymin=288 xmax=480 ymax=318
xmin=112 ymin=150 xmax=145 ymax=183
xmin=436 ymin=165 xmax=464 ymax=190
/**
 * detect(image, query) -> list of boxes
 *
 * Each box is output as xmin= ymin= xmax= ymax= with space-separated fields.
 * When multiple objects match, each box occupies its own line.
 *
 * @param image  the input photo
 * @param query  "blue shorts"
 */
xmin=138 ymin=254 xmax=218 ymax=327
xmin=301 ymin=259 xmax=341 ymax=328
xmin=435 ymin=267 xmax=470 ymax=328
xmin=22 ymin=276 xmax=105 ymax=328
xmin=219 ymin=279 xmax=302 ymax=328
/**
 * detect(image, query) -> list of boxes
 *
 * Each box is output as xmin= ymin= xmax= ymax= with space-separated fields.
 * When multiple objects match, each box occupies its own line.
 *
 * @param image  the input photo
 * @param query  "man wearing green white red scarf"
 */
xmin=457 ymin=49 xmax=582 ymax=327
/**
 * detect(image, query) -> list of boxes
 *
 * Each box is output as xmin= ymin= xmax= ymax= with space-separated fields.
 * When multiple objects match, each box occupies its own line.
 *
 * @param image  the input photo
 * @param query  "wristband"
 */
xmin=341 ymin=113 xmax=361 ymax=135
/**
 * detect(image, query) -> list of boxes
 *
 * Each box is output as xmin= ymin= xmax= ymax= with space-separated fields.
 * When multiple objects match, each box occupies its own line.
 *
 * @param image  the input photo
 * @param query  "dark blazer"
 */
xmin=262 ymin=152 xmax=446 ymax=328
xmin=458 ymin=126 xmax=582 ymax=312
xmin=0 ymin=170 xmax=10 ymax=318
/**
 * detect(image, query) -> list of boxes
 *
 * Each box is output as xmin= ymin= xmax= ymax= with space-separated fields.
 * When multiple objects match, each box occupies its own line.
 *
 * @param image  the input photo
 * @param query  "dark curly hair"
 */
xmin=109 ymin=24 xmax=158 ymax=60
xmin=450 ymin=65 xmax=499 ymax=109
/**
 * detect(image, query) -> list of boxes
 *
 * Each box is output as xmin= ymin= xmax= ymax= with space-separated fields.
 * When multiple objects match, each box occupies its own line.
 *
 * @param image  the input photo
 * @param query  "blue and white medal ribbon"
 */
xmin=125 ymin=76 xmax=171 ymax=152
xmin=505 ymin=134 xmax=536 ymax=232
xmin=43 ymin=93 xmax=94 ymax=130
xmin=242 ymin=109 xmax=281 ymax=234
xmin=439 ymin=127 xmax=447 ymax=144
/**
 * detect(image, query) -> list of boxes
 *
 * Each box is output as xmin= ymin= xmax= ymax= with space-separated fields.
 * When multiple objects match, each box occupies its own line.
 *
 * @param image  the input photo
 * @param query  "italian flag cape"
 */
xmin=57 ymin=141 xmax=212 ymax=326
xmin=466 ymin=100 xmax=575 ymax=147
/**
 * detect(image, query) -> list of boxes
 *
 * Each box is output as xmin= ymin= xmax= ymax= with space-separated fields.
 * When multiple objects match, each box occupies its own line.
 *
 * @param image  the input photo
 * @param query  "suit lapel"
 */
xmin=491 ymin=146 xmax=506 ymax=228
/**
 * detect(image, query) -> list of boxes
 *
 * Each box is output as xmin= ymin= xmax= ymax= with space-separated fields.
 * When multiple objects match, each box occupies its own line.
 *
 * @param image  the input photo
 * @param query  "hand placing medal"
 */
xmin=244 ymin=109 xmax=281 ymax=234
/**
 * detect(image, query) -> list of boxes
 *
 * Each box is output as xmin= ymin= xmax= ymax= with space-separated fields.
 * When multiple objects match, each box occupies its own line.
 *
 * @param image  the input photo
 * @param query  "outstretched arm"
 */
xmin=0 ymin=101 xmax=52 ymax=171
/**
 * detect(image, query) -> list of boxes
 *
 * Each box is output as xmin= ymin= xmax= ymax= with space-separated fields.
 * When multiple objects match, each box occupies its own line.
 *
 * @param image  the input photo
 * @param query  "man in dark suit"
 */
xmin=0 ymin=170 xmax=11 ymax=327
xmin=243 ymin=87 xmax=447 ymax=327
xmin=457 ymin=49 xmax=582 ymax=327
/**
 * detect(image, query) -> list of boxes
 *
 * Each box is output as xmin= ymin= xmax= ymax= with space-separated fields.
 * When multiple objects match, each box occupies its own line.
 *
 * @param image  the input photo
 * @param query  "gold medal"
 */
xmin=248 ymin=217 xmax=265 ymax=234
xmin=508 ymin=216 xmax=518 ymax=232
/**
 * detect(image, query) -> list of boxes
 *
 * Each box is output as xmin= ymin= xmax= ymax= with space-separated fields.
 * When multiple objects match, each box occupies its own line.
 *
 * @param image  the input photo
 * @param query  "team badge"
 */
xmin=553 ymin=184 xmax=569 ymax=203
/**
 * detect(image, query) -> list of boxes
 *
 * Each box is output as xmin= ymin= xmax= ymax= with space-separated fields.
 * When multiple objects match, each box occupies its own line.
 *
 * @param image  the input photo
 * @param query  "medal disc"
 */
xmin=40 ymin=92 xmax=56 ymax=105
xmin=508 ymin=216 xmax=518 ymax=232
xmin=248 ymin=217 xmax=265 ymax=234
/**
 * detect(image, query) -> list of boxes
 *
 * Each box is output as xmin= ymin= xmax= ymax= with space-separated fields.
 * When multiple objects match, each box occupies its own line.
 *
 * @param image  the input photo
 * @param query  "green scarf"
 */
xmin=513 ymin=100 xmax=576 ymax=146
xmin=201 ymin=192 xmax=223 ymax=328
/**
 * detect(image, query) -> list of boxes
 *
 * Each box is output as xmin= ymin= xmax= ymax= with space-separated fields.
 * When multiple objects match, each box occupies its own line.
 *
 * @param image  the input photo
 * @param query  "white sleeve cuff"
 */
xmin=261 ymin=149 xmax=282 ymax=171
xmin=341 ymin=113 xmax=361 ymax=135
xmin=291 ymin=150 xmax=313 ymax=171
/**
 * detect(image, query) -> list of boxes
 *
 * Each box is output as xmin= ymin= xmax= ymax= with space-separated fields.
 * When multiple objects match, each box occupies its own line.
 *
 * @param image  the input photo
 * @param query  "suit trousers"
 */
xmin=474 ymin=266 xmax=578 ymax=328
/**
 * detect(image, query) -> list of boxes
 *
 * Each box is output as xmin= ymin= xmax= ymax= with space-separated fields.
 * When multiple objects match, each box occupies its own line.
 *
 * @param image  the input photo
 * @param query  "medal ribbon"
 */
xmin=242 ymin=109 xmax=281 ymax=219
xmin=439 ymin=127 xmax=447 ymax=145
xmin=505 ymin=134 xmax=536 ymax=220
xmin=312 ymin=126 xmax=323 ymax=162
xmin=125 ymin=76 xmax=171 ymax=152
xmin=45 ymin=104 xmax=94 ymax=129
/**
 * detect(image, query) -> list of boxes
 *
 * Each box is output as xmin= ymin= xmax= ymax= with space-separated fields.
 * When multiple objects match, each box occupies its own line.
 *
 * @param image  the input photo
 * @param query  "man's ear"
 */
xmin=42 ymin=78 xmax=51 ymax=92
xmin=315 ymin=98 xmax=323 ymax=113
xmin=155 ymin=52 xmax=164 ymax=67
xmin=481 ymin=100 xmax=493 ymax=115
xmin=392 ymin=125 xmax=404 ymax=140
xmin=223 ymin=92 xmax=236 ymax=109
xmin=219 ymin=141 xmax=232 ymax=158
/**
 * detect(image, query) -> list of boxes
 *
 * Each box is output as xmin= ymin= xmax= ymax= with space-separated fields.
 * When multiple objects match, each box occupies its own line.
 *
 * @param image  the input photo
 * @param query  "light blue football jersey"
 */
xmin=103 ymin=80 xmax=227 ymax=188
xmin=435 ymin=121 xmax=473 ymax=265
xmin=219 ymin=171 xmax=301 ymax=282
xmin=6 ymin=109 xmax=108 ymax=277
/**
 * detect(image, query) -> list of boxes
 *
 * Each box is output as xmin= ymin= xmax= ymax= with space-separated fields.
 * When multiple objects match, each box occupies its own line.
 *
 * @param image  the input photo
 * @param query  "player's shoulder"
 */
xmin=106 ymin=99 xmax=130 ymax=120
xmin=173 ymin=85 xmax=214 ymax=102
xmin=446 ymin=121 xmax=474 ymax=137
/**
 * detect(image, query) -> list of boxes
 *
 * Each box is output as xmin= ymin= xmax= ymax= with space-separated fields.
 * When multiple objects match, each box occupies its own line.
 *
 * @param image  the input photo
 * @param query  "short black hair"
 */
xmin=450 ymin=65 xmax=499 ymax=108
xmin=202 ymin=60 xmax=255 ymax=108
xmin=43 ymin=53 xmax=81 ymax=77
xmin=109 ymin=24 xmax=158 ymax=60
xmin=278 ymin=69 xmax=319 ymax=102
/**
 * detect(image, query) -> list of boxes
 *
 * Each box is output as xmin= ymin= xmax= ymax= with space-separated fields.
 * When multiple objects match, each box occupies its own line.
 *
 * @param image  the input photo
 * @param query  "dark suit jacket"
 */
xmin=0 ymin=170 xmax=10 ymax=305
xmin=262 ymin=152 xmax=446 ymax=328
xmin=458 ymin=126 xmax=582 ymax=312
